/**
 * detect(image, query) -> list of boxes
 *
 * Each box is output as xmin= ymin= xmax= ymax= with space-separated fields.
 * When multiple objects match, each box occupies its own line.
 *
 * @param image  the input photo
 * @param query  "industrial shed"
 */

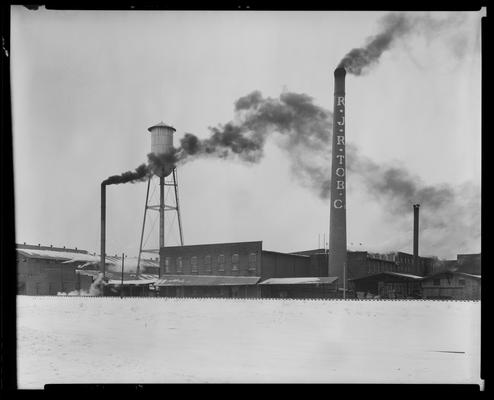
xmin=16 ymin=244 xmax=102 ymax=295
xmin=76 ymin=269 xmax=158 ymax=296
xmin=421 ymin=271 xmax=481 ymax=300
xmin=258 ymin=277 xmax=339 ymax=298
xmin=349 ymin=272 xmax=423 ymax=299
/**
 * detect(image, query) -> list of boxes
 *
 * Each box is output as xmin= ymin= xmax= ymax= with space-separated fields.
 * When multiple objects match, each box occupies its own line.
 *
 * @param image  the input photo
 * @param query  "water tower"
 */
xmin=137 ymin=122 xmax=184 ymax=277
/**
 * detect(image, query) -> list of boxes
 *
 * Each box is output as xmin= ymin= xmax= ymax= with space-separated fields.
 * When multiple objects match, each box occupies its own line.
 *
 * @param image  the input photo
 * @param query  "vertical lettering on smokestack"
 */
xmin=329 ymin=67 xmax=347 ymax=285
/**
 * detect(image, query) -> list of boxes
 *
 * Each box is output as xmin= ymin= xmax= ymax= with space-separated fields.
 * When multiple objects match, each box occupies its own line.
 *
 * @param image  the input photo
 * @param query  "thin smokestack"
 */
xmin=329 ymin=67 xmax=347 ymax=286
xmin=100 ymin=182 xmax=106 ymax=278
xmin=413 ymin=203 xmax=420 ymax=272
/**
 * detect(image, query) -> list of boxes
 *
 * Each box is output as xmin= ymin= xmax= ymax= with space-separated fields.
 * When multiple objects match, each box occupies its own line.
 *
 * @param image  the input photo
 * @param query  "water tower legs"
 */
xmin=137 ymin=168 xmax=184 ymax=278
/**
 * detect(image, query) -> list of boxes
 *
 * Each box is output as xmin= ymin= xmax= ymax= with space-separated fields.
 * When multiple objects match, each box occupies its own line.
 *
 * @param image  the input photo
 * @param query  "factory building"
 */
xmin=155 ymin=241 xmax=340 ymax=298
xmin=290 ymin=249 xmax=433 ymax=283
xmin=349 ymin=272 xmax=424 ymax=299
xmin=421 ymin=271 xmax=481 ymax=300
xmin=348 ymin=254 xmax=481 ymax=300
xmin=16 ymin=243 xmax=100 ymax=295
xmin=431 ymin=253 xmax=481 ymax=275
xmin=17 ymin=243 xmax=160 ymax=296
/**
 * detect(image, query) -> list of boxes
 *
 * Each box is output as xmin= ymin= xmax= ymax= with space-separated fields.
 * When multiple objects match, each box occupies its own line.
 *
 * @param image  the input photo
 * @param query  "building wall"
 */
xmin=347 ymin=252 xmax=397 ymax=279
xmin=160 ymin=242 xmax=262 ymax=277
xmin=308 ymin=254 xmax=329 ymax=277
xmin=260 ymin=284 xmax=338 ymax=299
xmin=17 ymin=257 xmax=81 ymax=295
xmin=422 ymin=274 xmax=481 ymax=300
xmin=394 ymin=252 xmax=433 ymax=276
xmin=457 ymin=254 xmax=481 ymax=275
xmin=260 ymin=252 xmax=311 ymax=279
xmin=158 ymin=285 xmax=259 ymax=298
xmin=351 ymin=276 xmax=422 ymax=299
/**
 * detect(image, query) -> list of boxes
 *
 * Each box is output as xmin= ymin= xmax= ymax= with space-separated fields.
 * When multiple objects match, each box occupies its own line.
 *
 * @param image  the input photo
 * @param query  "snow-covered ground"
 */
xmin=17 ymin=296 xmax=481 ymax=387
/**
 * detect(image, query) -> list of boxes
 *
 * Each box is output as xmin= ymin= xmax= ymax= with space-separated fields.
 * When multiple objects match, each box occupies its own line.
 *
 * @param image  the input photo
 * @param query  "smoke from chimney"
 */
xmin=338 ymin=12 xmax=467 ymax=75
xmin=102 ymin=87 xmax=478 ymax=256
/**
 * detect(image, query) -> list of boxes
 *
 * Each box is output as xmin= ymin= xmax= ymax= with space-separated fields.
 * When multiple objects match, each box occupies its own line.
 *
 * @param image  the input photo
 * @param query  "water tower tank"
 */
xmin=148 ymin=122 xmax=176 ymax=155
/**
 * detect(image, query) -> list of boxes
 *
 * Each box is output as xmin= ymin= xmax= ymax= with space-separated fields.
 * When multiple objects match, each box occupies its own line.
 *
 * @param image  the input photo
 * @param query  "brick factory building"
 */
xmin=290 ymin=249 xmax=434 ymax=281
xmin=155 ymin=241 xmax=340 ymax=298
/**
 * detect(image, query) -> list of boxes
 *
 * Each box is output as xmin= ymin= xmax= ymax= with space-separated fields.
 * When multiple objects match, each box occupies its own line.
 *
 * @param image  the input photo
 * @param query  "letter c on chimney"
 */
xmin=333 ymin=199 xmax=344 ymax=209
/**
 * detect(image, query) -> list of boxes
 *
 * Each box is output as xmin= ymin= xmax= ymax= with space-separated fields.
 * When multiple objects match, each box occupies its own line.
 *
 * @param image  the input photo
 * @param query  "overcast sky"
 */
xmin=11 ymin=7 xmax=482 ymax=260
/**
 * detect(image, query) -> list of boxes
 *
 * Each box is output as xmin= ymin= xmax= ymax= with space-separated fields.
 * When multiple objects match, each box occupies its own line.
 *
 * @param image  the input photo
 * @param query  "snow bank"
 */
xmin=17 ymin=296 xmax=481 ymax=387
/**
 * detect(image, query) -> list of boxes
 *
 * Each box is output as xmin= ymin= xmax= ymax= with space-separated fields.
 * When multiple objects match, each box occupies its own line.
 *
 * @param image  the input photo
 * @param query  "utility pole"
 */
xmin=343 ymin=261 xmax=346 ymax=299
xmin=121 ymin=253 xmax=124 ymax=298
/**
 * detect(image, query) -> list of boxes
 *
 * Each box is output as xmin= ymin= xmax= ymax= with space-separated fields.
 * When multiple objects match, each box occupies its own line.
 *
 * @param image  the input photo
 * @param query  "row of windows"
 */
xmin=164 ymin=253 xmax=258 ymax=272
xmin=368 ymin=263 xmax=419 ymax=274
xmin=368 ymin=264 xmax=394 ymax=273
xmin=432 ymin=278 xmax=466 ymax=286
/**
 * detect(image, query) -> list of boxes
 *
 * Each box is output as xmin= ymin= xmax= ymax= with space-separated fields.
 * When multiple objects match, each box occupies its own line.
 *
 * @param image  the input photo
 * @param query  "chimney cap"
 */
xmin=334 ymin=67 xmax=346 ymax=77
xmin=413 ymin=203 xmax=420 ymax=208
xmin=148 ymin=122 xmax=176 ymax=133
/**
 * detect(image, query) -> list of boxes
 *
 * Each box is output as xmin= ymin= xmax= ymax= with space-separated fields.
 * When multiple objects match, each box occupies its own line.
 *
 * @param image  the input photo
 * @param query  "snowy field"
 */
xmin=17 ymin=296 xmax=481 ymax=387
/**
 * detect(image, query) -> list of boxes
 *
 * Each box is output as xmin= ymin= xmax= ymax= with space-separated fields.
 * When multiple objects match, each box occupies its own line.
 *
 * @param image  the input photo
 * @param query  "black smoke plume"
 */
xmin=102 ymin=164 xmax=150 ymax=185
xmin=101 ymin=90 xmax=479 ymax=255
xmin=178 ymin=91 xmax=332 ymax=197
xmin=102 ymin=152 xmax=180 ymax=185
xmin=177 ymin=91 xmax=479 ymax=254
xmin=338 ymin=12 xmax=465 ymax=75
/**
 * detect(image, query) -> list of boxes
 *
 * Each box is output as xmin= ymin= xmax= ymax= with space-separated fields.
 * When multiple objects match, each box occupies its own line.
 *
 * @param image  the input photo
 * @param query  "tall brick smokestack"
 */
xmin=413 ymin=204 xmax=420 ymax=273
xmin=329 ymin=67 xmax=347 ymax=286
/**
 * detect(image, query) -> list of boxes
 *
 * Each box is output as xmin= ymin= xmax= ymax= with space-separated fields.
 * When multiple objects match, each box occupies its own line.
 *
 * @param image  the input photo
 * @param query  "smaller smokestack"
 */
xmin=101 ymin=182 xmax=106 ymax=277
xmin=413 ymin=204 xmax=420 ymax=273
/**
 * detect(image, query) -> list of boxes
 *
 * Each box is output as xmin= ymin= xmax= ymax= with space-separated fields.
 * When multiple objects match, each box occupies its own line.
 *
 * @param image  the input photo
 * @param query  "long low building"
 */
xmin=421 ymin=271 xmax=481 ymax=300
xmin=259 ymin=277 xmax=339 ymax=298
xmin=349 ymin=272 xmax=424 ymax=299
xmin=349 ymin=270 xmax=481 ymax=300
xmin=16 ymin=243 xmax=159 ymax=296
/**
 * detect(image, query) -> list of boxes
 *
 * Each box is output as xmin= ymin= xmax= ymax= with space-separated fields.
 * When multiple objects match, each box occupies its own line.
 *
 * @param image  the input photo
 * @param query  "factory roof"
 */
xmin=17 ymin=248 xmax=100 ymax=263
xmin=349 ymin=272 xmax=424 ymax=281
xmin=262 ymin=250 xmax=309 ymax=258
xmin=259 ymin=277 xmax=338 ymax=285
xmin=162 ymin=241 xmax=263 ymax=250
xmin=154 ymin=275 xmax=260 ymax=287
xmin=422 ymin=271 xmax=481 ymax=280
xmin=76 ymin=270 xmax=158 ymax=281
xmin=289 ymin=249 xmax=328 ymax=256
xmin=76 ymin=256 xmax=159 ymax=269
xmin=107 ymin=279 xmax=158 ymax=286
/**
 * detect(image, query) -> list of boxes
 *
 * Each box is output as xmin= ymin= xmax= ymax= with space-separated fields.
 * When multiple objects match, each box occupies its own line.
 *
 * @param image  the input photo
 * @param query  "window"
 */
xmin=248 ymin=253 xmax=257 ymax=271
xmin=433 ymin=278 xmax=441 ymax=286
xmin=458 ymin=279 xmax=466 ymax=286
xmin=165 ymin=257 xmax=171 ymax=273
xmin=218 ymin=254 xmax=225 ymax=271
xmin=232 ymin=253 xmax=239 ymax=271
xmin=191 ymin=256 xmax=198 ymax=273
xmin=204 ymin=255 xmax=212 ymax=273
xmin=176 ymin=257 xmax=183 ymax=273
